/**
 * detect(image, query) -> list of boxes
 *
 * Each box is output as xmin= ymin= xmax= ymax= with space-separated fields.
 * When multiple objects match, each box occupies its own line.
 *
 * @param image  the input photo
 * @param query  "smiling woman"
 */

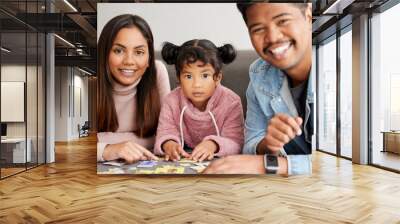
xmin=96 ymin=14 xmax=171 ymax=163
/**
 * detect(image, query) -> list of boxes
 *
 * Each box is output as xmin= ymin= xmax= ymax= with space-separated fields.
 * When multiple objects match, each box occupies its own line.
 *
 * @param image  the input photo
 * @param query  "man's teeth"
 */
xmin=270 ymin=43 xmax=291 ymax=55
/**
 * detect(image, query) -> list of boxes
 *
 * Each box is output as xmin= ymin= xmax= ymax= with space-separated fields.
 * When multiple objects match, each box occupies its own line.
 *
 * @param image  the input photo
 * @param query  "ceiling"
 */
xmin=0 ymin=0 xmax=396 ymax=75
xmin=312 ymin=0 xmax=392 ymax=44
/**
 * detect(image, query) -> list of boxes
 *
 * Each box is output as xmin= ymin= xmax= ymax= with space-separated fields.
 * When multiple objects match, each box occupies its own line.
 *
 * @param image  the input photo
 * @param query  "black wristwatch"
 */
xmin=264 ymin=154 xmax=278 ymax=174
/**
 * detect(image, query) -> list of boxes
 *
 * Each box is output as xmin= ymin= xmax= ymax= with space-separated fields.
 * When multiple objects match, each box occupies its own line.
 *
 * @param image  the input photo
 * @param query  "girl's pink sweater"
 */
xmin=154 ymin=84 xmax=244 ymax=157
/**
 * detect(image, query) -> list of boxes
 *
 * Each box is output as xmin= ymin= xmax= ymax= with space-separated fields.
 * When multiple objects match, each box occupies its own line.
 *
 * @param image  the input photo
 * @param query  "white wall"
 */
xmin=1 ymin=65 xmax=29 ymax=138
xmin=55 ymin=66 xmax=69 ymax=141
xmin=72 ymin=73 xmax=89 ymax=138
xmin=54 ymin=67 xmax=89 ymax=141
xmin=97 ymin=3 xmax=252 ymax=51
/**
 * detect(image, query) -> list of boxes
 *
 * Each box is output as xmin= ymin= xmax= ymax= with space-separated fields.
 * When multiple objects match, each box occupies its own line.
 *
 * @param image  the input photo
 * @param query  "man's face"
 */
xmin=246 ymin=3 xmax=312 ymax=71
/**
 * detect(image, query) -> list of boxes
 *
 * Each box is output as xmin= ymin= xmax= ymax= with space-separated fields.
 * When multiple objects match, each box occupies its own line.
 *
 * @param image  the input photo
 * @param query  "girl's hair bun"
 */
xmin=161 ymin=42 xmax=180 ymax=65
xmin=218 ymin=44 xmax=236 ymax=64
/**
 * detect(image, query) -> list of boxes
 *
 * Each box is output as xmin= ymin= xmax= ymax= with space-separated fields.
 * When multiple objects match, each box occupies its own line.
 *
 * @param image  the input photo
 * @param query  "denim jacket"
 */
xmin=243 ymin=58 xmax=314 ymax=175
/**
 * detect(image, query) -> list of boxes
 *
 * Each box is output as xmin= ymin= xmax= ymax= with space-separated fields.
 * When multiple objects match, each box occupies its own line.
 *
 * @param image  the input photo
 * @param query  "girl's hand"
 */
xmin=162 ymin=140 xmax=190 ymax=161
xmin=190 ymin=140 xmax=218 ymax=162
xmin=102 ymin=141 xmax=158 ymax=163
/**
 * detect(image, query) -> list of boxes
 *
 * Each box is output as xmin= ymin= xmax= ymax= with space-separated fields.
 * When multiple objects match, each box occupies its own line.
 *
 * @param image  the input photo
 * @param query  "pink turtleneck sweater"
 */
xmin=97 ymin=60 xmax=171 ymax=161
xmin=154 ymin=84 xmax=244 ymax=157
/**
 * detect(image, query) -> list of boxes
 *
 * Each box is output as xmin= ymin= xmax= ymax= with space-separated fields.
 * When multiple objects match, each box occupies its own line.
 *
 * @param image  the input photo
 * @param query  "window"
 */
xmin=370 ymin=2 xmax=400 ymax=171
xmin=317 ymin=36 xmax=337 ymax=155
xmin=339 ymin=28 xmax=352 ymax=158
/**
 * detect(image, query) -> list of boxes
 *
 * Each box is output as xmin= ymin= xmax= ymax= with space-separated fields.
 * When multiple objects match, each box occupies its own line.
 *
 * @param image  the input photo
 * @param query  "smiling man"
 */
xmin=204 ymin=3 xmax=314 ymax=175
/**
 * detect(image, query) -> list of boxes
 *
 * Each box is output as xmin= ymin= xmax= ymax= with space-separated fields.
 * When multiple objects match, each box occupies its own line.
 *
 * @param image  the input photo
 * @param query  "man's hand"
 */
xmin=190 ymin=140 xmax=218 ymax=162
xmin=203 ymin=155 xmax=288 ymax=175
xmin=202 ymin=155 xmax=265 ymax=174
xmin=162 ymin=140 xmax=190 ymax=161
xmin=258 ymin=113 xmax=302 ymax=154
xmin=103 ymin=141 xmax=158 ymax=163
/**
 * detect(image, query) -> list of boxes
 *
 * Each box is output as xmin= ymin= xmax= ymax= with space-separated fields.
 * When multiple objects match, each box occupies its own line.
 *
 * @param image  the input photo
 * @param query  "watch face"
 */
xmin=265 ymin=155 xmax=278 ymax=174
xmin=267 ymin=155 xmax=278 ymax=166
xmin=267 ymin=156 xmax=275 ymax=163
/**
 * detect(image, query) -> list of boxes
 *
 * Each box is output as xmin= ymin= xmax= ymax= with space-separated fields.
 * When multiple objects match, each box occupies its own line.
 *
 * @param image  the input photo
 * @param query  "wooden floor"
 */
xmin=1 ymin=167 xmax=26 ymax=178
xmin=1 ymin=136 xmax=400 ymax=223
xmin=372 ymin=150 xmax=400 ymax=171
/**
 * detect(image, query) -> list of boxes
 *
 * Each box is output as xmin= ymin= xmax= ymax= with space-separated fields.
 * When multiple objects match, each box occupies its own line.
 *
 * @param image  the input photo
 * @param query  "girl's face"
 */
xmin=108 ymin=26 xmax=149 ymax=86
xmin=179 ymin=60 xmax=221 ymax=111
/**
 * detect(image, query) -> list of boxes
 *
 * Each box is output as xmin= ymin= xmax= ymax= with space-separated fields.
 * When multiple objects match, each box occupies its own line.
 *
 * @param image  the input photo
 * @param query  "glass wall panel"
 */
xmin=339 ymin=29 xmax=352 ymax=158
xmin=1 ymin=16 xmax=28 ymax=177
xmin=38 ymin=32 xmax=45 ymax=165
xmin=317 ymin=36 xmax=337 ymax=154
xmin=0 ymin=0 xmax=46 ymax=179
xmin=27 ymin=31 xmax=38 ymax=169
xmin=371 ymin=3 xmax=400 ymax=171
xmin=26 ymin=0 xmax=39 ymax=169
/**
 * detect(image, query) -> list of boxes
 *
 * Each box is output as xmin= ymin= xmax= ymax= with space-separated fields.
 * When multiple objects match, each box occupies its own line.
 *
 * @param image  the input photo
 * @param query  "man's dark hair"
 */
xmin=236 ymin=2 xmax=309 ymax=23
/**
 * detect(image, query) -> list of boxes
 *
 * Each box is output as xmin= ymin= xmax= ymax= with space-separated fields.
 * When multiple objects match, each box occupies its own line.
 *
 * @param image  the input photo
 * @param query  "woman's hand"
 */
xmin=102 ymin=141 xmax=158 ymax=163
xmin=190 ymin=140 xmax=218 ymax=162
xmin=162 ymin=140 xmax=190 ymax=161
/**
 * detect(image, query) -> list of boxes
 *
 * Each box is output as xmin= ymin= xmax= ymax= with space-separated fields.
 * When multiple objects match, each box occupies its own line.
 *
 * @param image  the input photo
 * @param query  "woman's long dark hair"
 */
xmin=97 ymin=14 xmax=160 ymax=138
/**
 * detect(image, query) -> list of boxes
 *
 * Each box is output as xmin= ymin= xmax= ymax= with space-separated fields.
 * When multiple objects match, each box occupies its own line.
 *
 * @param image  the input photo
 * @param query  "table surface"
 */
xmin=381 ymin=131 xmax=400 ymax=134
xmin=1 ymin=138 xmax=27 ymax=143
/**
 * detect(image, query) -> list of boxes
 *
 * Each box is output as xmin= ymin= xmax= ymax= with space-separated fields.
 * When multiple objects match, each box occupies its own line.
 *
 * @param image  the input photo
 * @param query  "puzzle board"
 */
xmin=97 ymin=158 xmax=211 ymax=175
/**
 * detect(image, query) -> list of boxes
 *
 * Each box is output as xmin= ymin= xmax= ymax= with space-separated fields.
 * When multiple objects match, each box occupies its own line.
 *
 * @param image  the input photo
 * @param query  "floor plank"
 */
xmin=0 ymin=135 xmax=399 ymax=223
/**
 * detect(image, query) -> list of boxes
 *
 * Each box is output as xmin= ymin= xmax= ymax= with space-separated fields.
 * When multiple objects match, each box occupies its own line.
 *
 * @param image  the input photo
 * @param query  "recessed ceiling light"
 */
xmin=54 ymin=34 xmax=75 ymax=48
xmin=63 ymin=0 xmax=78 ymax=12
xmin=1 ymin=47 xmax=11 ymax=53
xmin=77 ymin=67 xmax=93 ymax=76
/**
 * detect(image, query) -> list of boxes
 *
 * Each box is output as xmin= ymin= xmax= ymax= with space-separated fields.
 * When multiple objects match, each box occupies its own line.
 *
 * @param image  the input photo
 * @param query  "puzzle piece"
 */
xmin=102 ymin=161 xmax=124 ymax=167
xmin=154 ymin=167 xmax=169 ymax=174
xmin=179 ymin=158 xmax=195 ymax=163
xmin=199 ymin=161 xmax=210 ymax=166
xmin=98 ymin=167 xmax=125 ymax=174
xmin=154 ymin=165 xmax=185 ymax=174
xmin=136 ymin=169 xmax=156 ymax=174
xmin=189 ymin=165 xmax=206 ymax=173
xmin=167 ymin=166 xmax=185 ymax=174
xmin=137 ymin=161 xmax=158 ymax=168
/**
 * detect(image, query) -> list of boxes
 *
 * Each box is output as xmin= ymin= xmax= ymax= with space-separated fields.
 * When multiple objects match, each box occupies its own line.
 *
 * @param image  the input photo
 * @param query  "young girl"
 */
xmin=154 ymin=39 xmax=244 ymax=162
xmin=97 ymin=14 xmax=170 ymax=163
